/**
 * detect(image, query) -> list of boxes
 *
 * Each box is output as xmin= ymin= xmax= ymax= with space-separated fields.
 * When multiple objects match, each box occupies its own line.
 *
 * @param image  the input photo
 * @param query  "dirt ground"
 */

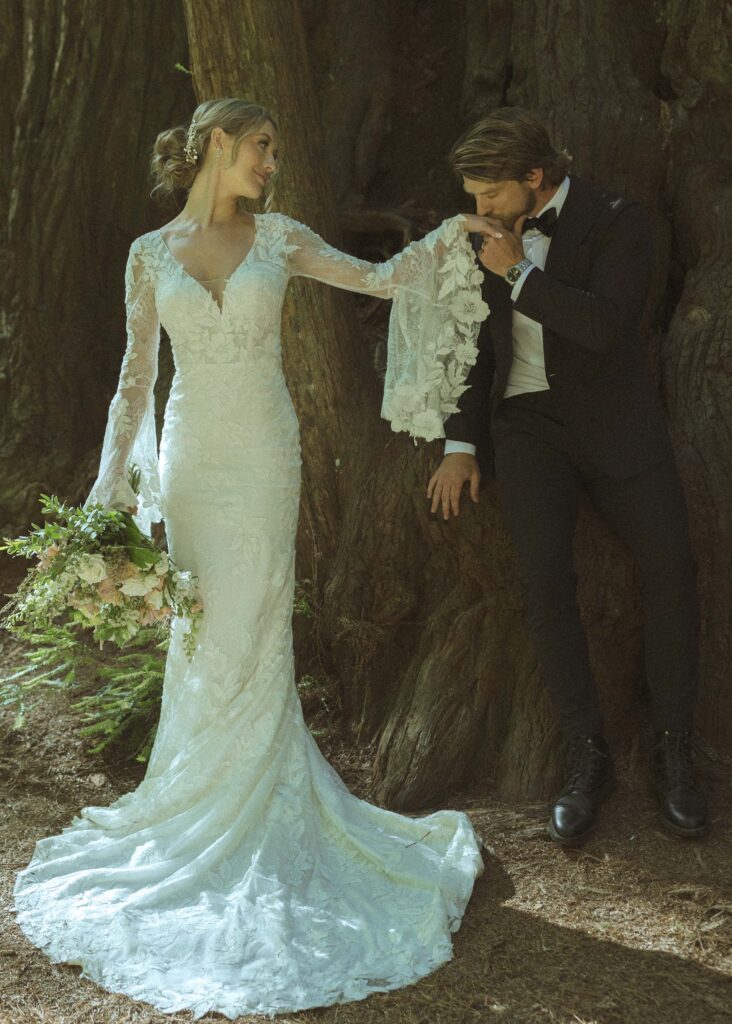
xmin=0 ymin=607 xmax=730 ymax=1024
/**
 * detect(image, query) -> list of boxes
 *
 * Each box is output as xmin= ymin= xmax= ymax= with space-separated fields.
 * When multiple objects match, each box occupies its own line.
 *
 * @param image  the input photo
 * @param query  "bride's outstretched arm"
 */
xmin=85 ymin=239 xmax=162 ymax=532
xmin=283 ymin=214 xmax=490 ymax=441
xmin=285 ymin=214 xmax=490 ymax=298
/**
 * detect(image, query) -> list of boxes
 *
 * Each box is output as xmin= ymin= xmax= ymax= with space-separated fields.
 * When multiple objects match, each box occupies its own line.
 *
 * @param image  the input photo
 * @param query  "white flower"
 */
xmin=75 ymin=553 xmax=108 ymax=584
xmin=154 ymin=552 xmax=169 ymax=576
xmin=120 ymin=574 xmax=159 ymax=597
xmin=55 ymin=571 xmax=77 ymax=592
xmin=449 ymin=291 xmax=489 ymax=325
xmin=411 ymin=410 xmax=444 ymax=441
xmin=390 ymin=383 xmax=422 ymax=413
xmin=467 ymin=266 xmax=485 ymax=289
xmin=452 ymin=340 xmax=479 ymax=365
xmin=144 ymin=587 xmax=164 ymax=609
xmin=172 ymin=570 xmax=195 ymax=595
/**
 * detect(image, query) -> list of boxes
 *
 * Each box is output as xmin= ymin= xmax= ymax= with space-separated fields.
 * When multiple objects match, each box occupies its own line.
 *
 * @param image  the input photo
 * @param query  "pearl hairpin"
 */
xmin=184 ymin=120 xmax=199 ymax=165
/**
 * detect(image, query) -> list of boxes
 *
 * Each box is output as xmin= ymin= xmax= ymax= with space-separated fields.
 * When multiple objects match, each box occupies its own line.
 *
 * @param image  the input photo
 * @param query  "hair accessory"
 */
xmin=184 ymin=120 xmax=199 ymax=165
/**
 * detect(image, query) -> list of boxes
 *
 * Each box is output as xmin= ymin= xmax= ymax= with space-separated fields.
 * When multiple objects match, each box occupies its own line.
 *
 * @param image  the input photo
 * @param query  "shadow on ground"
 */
xmin=0 ymin=638 xmax=730 ymax=1024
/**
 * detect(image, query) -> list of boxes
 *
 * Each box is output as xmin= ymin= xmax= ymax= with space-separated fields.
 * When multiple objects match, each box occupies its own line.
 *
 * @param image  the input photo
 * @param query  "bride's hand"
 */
xmin=462 ymin=213 xmax=504 ymax=235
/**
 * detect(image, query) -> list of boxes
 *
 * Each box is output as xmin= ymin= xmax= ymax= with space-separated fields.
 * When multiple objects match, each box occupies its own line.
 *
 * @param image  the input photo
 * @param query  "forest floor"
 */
xmin=0 ymin=563 xmax=730 ymax=1024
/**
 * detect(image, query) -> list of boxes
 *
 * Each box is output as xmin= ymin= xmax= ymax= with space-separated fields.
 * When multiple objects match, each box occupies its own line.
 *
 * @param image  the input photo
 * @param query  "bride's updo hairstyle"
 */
xmin=150 ymin=98 xmax=278 ymax=211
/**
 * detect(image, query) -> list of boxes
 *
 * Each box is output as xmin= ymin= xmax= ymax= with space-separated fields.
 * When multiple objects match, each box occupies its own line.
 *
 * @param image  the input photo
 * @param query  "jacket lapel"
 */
xmin=544 ymin=176 xmax=597 ymax=281
xmin=467 ymin=177 xmax=603 ymax=418
xmin=470 ymin=230 xmax=514 ymax=399
xmin=482 ymin=271 xmax=513 ymax=404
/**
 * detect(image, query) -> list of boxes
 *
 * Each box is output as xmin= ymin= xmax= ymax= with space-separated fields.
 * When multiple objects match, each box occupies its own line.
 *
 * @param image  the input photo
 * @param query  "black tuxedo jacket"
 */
xmin=443 ymin=175 xmax=675 ymax=480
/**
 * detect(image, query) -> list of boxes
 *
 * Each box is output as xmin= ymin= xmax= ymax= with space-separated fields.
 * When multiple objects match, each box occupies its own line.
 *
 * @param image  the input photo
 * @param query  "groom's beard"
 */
xmin=503 ymin=194 xmax=535 ymax=231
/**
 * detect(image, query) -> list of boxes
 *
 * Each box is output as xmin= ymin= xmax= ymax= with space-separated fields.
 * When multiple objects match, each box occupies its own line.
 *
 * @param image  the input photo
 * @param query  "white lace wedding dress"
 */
xmin=13 ymin=212 xmax=487 ymax=1019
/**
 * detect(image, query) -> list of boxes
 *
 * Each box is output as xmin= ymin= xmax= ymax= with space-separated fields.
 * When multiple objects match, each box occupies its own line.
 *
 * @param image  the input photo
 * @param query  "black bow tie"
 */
xmin=522 ymin=207 xmax=558 ymax=237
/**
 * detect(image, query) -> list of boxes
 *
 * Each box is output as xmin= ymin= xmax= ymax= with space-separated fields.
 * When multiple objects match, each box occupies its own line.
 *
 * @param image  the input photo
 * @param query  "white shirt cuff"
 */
xmin=444 ymin=440 xmax=477 ymax=457
xmin=510 ymin=262 xmax=536 ymax=302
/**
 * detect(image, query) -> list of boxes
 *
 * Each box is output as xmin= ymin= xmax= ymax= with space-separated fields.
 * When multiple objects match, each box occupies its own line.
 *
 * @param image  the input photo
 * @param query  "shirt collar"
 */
xmin=533 ymin=175 xmax=570 ymax=223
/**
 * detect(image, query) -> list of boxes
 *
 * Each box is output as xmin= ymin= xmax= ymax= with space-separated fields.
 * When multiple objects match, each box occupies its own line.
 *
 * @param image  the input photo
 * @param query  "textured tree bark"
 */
xmin=659 ymin=0 xmax=732 ymax=754
xmin=0 ymin=2 xmax=23 ymax=217
xmin=181 ymin=0 xmax=377 ymax=586
xmin=0 ymin=0 xmax=192 ymax=536
xmin=314 ymin=0 xmax=732 ymax=807
xmin=307 ymin=0 xmax=396 ymax=209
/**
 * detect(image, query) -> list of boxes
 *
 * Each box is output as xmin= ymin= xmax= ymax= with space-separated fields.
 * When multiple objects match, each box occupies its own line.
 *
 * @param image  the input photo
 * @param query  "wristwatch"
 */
xmin=505 ymin=257 xmax=533 ymax=286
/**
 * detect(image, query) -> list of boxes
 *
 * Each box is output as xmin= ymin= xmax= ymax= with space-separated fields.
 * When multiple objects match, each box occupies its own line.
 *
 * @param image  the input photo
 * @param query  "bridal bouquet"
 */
xmin=1 ymin=494 xmax=203 ymax=658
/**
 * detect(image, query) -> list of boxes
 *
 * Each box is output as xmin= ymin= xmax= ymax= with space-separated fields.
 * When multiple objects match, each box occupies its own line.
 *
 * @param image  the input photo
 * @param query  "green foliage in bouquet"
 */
xmin=0 ymin=480 xmax=204 ymax=762
xmin=2 ymin=492 xmax=202 ymax=653
xmin=0 ymin=623 xmax=165 ymax=762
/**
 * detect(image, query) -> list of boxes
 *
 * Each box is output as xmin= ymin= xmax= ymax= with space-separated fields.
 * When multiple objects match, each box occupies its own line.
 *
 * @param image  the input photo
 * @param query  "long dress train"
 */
xmin=13 ymin=211 xmax=488 ymax=1019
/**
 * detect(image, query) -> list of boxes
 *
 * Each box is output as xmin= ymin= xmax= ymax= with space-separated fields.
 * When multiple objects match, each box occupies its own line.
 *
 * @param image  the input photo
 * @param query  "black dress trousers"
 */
xmin=491 ymin=389 xmax=700 ymax=740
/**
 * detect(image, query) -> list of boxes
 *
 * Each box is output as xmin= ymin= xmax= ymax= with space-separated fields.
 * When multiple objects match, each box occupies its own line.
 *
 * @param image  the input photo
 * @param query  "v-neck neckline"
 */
xmin=156 ymin=215 xmax=259 ymax=314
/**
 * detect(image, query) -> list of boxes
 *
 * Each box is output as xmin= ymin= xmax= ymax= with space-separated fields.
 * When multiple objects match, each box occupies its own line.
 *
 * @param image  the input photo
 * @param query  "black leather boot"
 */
xmin=548 ymin=735 xmax=616 ymax=847
xmin=652 ymin=730 xmax=710 ymax=837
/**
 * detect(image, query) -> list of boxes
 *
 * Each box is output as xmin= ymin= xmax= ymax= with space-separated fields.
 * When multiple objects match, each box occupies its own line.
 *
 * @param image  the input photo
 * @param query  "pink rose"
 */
xmin=96 ymin=578 xmax=122 ymax=605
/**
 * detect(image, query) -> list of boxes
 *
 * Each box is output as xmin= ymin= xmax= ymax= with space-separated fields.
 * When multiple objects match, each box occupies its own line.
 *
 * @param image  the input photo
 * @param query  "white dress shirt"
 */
xmin=445 ymin=176 xmax=571 ymax=457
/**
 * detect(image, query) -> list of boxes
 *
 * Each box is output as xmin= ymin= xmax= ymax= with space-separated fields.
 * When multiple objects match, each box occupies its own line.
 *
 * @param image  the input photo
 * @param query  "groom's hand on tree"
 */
xmin=427 ymin=453 xmax=480 ymax=521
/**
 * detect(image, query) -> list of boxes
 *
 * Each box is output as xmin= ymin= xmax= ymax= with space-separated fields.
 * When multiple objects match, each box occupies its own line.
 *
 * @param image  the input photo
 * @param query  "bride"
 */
xmin=13 ymin=97 xmax=489 ymax=1020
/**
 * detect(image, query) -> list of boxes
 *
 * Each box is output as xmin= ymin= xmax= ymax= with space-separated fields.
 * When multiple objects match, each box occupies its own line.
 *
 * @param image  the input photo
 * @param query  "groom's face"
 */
xmin=462 ymin=174 xmax=540 ymax=230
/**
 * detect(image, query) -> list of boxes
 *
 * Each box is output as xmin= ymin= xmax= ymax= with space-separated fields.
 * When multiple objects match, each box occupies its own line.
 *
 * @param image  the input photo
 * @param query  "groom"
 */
xmin=429 ymin=107 xmax=709 ymax=845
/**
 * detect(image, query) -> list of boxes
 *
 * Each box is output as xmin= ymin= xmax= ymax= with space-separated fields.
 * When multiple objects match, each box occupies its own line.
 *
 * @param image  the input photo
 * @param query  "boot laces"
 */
xmin=565 ymin=738 xmax=607 ymax=792
xmin=658 ymin=731 xmax=696 ymax=788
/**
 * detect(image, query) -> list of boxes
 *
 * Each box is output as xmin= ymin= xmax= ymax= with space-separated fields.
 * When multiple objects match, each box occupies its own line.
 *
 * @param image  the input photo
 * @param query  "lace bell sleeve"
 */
xmin=283 ymin=214 xmax=489 ymax=441
xmin=85 ymin=237 xmax=163 ymax=534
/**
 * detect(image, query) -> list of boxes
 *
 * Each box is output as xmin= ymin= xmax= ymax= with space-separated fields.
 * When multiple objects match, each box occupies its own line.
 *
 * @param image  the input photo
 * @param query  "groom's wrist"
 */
xmin=504 ymin=256 xmax=533 ymax=286
xmin=506 ymin=259 xmax=535 ymax=301
xmin=445 ymin=440 xmax=477 ymax=457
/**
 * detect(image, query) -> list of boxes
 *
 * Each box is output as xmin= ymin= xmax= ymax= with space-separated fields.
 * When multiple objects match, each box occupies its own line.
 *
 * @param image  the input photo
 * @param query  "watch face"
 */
xmin=507 ymin=259 xmax=528 ymax=284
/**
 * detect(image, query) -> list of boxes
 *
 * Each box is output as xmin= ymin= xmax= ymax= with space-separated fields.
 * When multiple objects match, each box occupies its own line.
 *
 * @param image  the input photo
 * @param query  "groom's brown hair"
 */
xmin=450 ymin=107 xmax=572 ymax=188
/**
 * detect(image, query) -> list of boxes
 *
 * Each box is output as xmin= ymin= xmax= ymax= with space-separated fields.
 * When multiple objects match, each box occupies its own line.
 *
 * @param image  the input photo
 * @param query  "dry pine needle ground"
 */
xmin=0 ymin=629 xmax=730 ymax=1024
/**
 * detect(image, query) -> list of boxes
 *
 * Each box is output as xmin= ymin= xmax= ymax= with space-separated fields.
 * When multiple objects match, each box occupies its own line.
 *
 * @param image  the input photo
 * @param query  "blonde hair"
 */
xmin=450 ymin=107 xmax=572 ymax=188
xmin=150 ymin=98 xmax=278 ymax=211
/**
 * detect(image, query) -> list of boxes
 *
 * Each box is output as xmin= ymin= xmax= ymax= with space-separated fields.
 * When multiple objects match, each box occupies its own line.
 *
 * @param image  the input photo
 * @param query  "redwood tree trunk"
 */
xmin=658 ymin=0 xmax=732 ymax=755
xmin=312 ymin=0 xmax=732 ymax=806
xmin=0 ymin=0 xmax=193 ymax=536
xmin=182 ymin=0 xmax=377 ymax=587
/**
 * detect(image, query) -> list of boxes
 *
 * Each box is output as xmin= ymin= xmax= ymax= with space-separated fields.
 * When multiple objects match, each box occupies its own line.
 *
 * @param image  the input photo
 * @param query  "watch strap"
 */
xmin=505 ymin=257 xmax=532 ymax=285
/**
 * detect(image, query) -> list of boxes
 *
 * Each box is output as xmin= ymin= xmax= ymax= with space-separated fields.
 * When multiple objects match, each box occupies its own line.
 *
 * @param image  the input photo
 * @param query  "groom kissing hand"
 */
xmin=431 ymin=106 xmax=709 ymax=847
xmin=476 ymin=212 xmax=529 ymax=278
xmin=426 ymin=213 xmax=531 ymax=522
